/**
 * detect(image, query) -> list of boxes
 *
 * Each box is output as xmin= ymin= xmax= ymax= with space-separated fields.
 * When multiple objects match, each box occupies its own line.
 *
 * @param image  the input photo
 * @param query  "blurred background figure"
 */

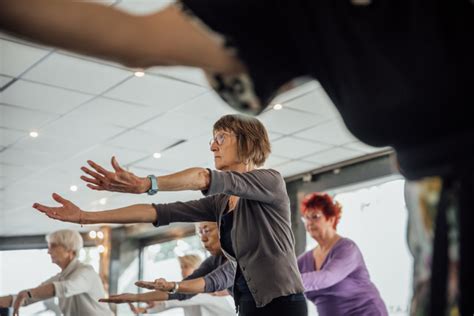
xmin=0 ymin=229 xmax=113 ymax=316
xmin=298 ymin=193 xmax=387 ymax=316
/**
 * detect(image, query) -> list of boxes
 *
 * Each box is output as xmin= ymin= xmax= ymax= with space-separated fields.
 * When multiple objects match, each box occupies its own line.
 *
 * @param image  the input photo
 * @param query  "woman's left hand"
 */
xmin=12 ymin=291 xmax=27 ymax=316
xmin=99 ymin=293 xmax=138 ymax=304
xmin=80 ymin=156 xmax=150 ymax=194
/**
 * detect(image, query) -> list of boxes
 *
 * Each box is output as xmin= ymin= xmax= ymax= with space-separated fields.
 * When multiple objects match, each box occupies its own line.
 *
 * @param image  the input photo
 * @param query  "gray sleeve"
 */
xmin=168 ymin=257 xmax=218 ymax=301
xmin=203 ymin=169 xmax=285 ymax=204
xmin=203 ymin=261 xmax=235 ymax=293
xmin=152 ymin=196 xmax=218 ymax=226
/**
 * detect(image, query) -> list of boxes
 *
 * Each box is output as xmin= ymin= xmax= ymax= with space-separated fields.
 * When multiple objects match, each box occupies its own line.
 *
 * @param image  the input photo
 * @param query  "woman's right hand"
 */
xmin=33 ymin=193 xmax=82 ymax=224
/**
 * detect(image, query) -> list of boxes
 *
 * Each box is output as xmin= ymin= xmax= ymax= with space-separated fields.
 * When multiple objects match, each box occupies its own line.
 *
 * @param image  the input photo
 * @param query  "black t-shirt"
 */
xmin=181 ymin=0 xmax=474 ymax=179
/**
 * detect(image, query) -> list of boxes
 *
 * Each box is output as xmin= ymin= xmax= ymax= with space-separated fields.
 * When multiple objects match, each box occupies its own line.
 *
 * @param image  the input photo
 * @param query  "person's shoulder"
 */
xmin=75 ymin=261 xmax=98 ymax=274
xmin=297 ymin=249 xmax=313 ymax=267
xmin=334 ymin=237 xmax=362 ymax=255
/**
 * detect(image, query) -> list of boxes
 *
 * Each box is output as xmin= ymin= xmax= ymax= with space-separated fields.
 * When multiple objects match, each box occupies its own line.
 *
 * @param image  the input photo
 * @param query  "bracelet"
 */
xmin=79 ymin=211 xmax=83 ymax=228
xmin=167 ymin=282 xmax=180 ymax=294
xmin=27 ymin=291 xmax=32 ymax=298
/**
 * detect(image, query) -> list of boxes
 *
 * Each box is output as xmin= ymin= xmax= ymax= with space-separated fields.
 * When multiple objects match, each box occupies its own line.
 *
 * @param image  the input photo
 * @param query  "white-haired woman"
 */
xmin=0 ymin=229 xmax=113 ymax=316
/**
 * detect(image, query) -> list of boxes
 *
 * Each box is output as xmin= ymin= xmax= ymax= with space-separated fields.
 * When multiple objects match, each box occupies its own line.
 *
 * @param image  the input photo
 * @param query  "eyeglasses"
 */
xmin=197 ymin=226 xmax=216 ymax=236
xmin=303 ymin=212 xmax=324 ymax=223
xmin=209 ymin=131 xmax=235 ymax=147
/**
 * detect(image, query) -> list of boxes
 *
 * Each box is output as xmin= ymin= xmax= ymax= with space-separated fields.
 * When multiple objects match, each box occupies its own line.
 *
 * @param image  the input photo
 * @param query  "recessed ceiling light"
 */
xmin=98 ymin=245 xmax=105 ymax=253
xmin=29 ymin=131 xmax=39 ymax=138
xmin=273 ymin=103 xmax=283 ymax=110
xmin=88 ymin=231 xmax=97 ymax=239
xmin=134 ymin=71 xmax=145 ymax=77
xmin=99 ymin=198 xmax=107 ymax=205
xmin=153 ymin=152 xmax=162 ymax=159
xmin=97 ymin=231 xmax=104 ymax=239
xmin=70 ymin=185 xmax=78 ymax=192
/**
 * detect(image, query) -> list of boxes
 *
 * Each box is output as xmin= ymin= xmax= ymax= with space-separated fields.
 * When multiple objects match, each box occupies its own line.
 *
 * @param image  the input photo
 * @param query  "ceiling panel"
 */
xmin=148 ymin=66 xmax=209 ymax=88
xmin=39 ymin=115 xmax=126 ymax=146
xmin=272 ymin=137 xmax=330 ymax=159
xmin=295 ymin=118 xmax=357 ymax=146
xmin=23 ymin=53 xmax=133 ymax=94
xmin=62 ymin=97 xmax=156 ymax=129
xmin=284 ymin=87 xmax=340 ymax=118
xmin=0 ymin=104 xmax=58 ymax=130
xmin=134 ymin=135 xmax=213 ymax=171
xmin=106 ymin=128 xmax=180 ymax=153
xmin=0 ymin=147 xmax=68 ymax=169
xmin=104 ymin=75 xmax=206 ymax=111
xmin=171 ymin=92 xmax=238 ymax=122
xmin=273 ymin=160 xmax=319 ymax=178
xmin=343 ymin=141 xmax=390 ymax=154
xmin=303 ymin=147 xmax=363 ymax=166
xmin=259 ymin=107 xmax=329 ymax=135
xmin=138 ymin=111 xmax=213 ymax=140
xmin=1 ymin=80 xmax=92 ymax=114
xmin=263 ymin=154 xmax=290 ymax=169
xmin=0 ymin=75 xmax=13 ymax=89
xmin=0 ymin=39 xmax=51 ymax=77
xmin=0 ymin=128 xmax=26 ymax=147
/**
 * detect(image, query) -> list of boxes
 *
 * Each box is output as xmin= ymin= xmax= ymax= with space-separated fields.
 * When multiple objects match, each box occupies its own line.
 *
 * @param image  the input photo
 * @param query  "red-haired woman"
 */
xmin=298 ymin=193 xmax=388 ymax=316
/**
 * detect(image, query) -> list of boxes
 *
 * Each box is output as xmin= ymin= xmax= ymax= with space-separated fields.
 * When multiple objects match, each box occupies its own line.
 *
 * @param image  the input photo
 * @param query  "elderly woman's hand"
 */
xmin=12 ymin=291 xmax=28 ymax=316
xmin=80 ymin=156 xmax=150 ymax=194
xmin=135 ymin=278 xmax=175 ymax=291
xmin=33 ymin=193 xmax=82 ymax=224
xmin=99 ymin=293 xmax=138 ymax=304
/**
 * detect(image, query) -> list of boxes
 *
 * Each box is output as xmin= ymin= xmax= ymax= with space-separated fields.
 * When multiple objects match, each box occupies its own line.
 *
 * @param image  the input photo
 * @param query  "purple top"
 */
xmin=298 ymin=238 xmax=388 ymax=316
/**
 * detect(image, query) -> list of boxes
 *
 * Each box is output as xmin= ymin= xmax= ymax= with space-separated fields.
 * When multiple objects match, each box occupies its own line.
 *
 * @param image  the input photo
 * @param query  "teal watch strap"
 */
xmin=147 ymin=175 xmax=158 ymax=195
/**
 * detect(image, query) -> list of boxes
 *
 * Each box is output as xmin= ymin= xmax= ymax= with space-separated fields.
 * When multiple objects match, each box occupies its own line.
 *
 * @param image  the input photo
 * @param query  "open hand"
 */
xmin=12 ymin=291 xmax=28 ymax=316
xmin=33 ymin=193 xmax=82 ymax=224
xmin=135 ymin=278 xmax=174 ymax=291
xmin=81 ymin=156 xmax=149 ymax=194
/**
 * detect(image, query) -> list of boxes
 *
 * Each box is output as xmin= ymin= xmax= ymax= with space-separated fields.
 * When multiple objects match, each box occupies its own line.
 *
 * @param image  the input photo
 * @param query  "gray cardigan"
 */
xmin=169 ymin=255 xmax=235 ymax=300
xmin=153 ymin=168 xmax=304 ymax=307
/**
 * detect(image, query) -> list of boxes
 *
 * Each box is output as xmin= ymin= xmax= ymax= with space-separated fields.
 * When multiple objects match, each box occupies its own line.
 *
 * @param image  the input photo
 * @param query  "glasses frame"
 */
xmin=209 ymin=131 xmax=237 ymax=147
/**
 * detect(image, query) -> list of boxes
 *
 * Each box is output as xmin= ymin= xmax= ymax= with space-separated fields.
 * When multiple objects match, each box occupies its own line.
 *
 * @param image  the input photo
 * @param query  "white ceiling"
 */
xmin=0 ymin=0 xmax=388 ymax=237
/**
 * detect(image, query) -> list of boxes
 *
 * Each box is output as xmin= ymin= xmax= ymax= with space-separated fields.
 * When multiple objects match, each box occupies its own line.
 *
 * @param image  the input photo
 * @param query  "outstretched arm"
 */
xmin=33 ymin=193 xmax=156 ymax=225
xmin=99 ymin=290 xmax=169 ymax=304
xmin=0 ymin=1 xmax=244 ymax=73
xmin=80 ymin=157 xmax=210 ymax=194
xmin=11 ymin=284 xmax=55 ymax=316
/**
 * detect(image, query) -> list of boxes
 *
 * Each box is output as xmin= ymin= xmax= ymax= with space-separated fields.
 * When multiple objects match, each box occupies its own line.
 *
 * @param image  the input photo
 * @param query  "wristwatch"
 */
xmin=147 ymin=175 xmax=159 ymax=195
xmin=168 ymin=282 xmax=180 ymax=294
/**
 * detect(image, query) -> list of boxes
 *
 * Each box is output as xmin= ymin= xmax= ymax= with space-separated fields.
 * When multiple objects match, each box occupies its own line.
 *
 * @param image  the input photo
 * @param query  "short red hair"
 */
xmin=301 ymin=193 xmax=342 ymax=229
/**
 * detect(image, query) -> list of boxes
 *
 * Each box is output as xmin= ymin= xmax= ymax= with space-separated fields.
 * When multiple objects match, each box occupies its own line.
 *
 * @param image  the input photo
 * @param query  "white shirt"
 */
xmin=147 ymin=293 xmax=235 ymax=316
xmin=22 ymin=259 xmax=113 ymax=316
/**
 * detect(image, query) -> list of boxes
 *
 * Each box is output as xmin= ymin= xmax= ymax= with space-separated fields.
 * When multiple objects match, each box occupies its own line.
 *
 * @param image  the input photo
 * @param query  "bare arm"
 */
xmin=99 ymin=290 xmax=169 ymax=304
xmin=12 ymin=284 xmax=55 ymax=316
xmin=0 ymin=295 xmax=13 ymax=308
xmin=81 ymin=157 xmax=210 ymax=194
xmin=33 ymin=193 xmax=157 ymax=225
xmin=0 ymin=0 xmax=244 ymax=73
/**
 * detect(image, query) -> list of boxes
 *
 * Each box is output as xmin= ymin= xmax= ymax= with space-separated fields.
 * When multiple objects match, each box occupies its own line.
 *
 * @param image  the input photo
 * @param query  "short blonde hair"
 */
xmin=46 ymin=229 xmax=83 ymax=258
xmin=178 ymin=254 xmax=202 ymax=269
xmin=213 ymin=114 xmax=271 ymax=167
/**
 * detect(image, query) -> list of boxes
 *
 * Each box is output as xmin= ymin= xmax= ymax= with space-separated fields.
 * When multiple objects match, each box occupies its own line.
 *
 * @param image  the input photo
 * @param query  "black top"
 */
xmin=220 ymin=211 xmax=252 ymax=298
xmin=181 ymin=0 xmax=474 ymax=180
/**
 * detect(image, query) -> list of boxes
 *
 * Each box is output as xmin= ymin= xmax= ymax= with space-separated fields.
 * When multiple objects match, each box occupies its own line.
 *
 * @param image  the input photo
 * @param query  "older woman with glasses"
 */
xmin=298 ymin=193 xmax=387 ymax=316
xmin=34 ymin=114 xmax=307 ymax=316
